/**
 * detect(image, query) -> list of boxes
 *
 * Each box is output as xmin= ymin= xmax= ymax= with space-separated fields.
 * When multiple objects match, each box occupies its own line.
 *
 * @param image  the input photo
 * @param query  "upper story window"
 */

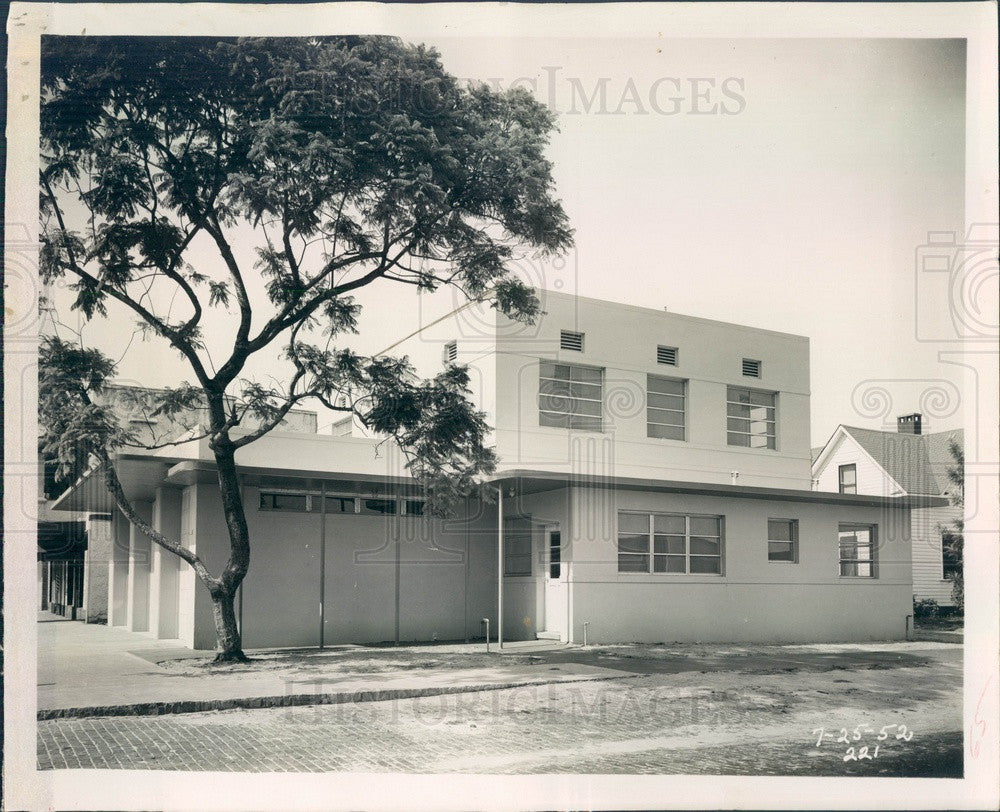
xmin=443 ymin=340 xmax=458 ymax=364
xmin=838 ymin=464 xmax=857 ymax=494
xmin=742 ymin=358 xmax=762 ymax=378
xmin=726 ymin=386 xmax=776 ymax=450
xmin=538 ymin=361 xmax=603 ymax=432
xmin=768 ymin=519 xmax=799 ymax=563
xmin=656 ymin=345 xmax=678 ymax=366
xmin=560 ymin=330 xmax=585 ymax=352
xmin=839 ymin=523 xmax=878 ymax=577
xmin=646 ymin=375 xmax=686 ymax=441
xmin=618 ymin=512 xmax=724 ymax=575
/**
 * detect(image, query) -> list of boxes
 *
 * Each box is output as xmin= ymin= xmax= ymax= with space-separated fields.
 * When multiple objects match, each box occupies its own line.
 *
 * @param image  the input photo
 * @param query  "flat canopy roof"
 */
xmin=52 ymin=456 xmax=949 ymax=514
xmin=488 ymin=469 xmax=949 ymax=509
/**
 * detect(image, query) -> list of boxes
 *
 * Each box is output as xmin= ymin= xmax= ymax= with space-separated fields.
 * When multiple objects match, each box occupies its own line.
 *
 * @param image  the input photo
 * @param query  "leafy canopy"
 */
xmin=39 ymin=36 xmax=573 ymax=511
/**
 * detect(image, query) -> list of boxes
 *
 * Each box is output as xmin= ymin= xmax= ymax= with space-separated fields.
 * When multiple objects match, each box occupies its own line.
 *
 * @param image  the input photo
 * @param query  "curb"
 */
xmin=37 ymin=673 xmax=638 ymax=721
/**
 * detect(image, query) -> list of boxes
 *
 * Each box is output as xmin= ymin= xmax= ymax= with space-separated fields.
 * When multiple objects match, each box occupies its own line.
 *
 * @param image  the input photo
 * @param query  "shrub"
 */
xmin=913 ymin=597 xmax=941 ymax=620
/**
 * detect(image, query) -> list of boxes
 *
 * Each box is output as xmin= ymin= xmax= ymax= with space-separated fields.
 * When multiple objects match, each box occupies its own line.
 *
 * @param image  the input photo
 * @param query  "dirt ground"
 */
xmin=38 ymin=639 xmax=963 ymax=776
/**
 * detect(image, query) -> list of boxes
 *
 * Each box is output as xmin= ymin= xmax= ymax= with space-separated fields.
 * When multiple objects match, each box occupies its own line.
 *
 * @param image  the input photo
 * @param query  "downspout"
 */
xmin=319 ymin=481 xmax=326 ymax=649
xmin=497 ymin=485 xmax=504 ymax=651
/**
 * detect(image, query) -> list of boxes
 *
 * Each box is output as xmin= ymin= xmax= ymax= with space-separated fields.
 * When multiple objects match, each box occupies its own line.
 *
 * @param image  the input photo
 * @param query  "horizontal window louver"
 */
xmin=742 ymin=358 xmax=762 ymax=378
xmin=560 ymin=330 xmax=584 ymax=351
xmin=657 ymin=345 xmax=678 ymax=365
xmin=443 ymin=340 xmax=458 ymax=363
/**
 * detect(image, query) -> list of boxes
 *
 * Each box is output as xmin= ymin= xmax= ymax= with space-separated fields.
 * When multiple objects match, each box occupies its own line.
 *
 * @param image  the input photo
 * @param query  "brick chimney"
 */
xmin=897 ymin=413 xmax=922 ymax=435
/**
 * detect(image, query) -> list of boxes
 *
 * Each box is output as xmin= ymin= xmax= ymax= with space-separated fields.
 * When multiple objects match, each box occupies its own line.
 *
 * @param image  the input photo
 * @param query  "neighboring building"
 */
xmin=49 ymin=290 xmax=939 ymax=648
xmin=811 ymin=415 xmax=963 ymax=606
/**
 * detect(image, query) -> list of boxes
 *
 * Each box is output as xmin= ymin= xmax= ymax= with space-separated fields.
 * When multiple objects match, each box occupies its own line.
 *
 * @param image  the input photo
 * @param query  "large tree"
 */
xmin=39 ymin=36 xmax=572 ymax=661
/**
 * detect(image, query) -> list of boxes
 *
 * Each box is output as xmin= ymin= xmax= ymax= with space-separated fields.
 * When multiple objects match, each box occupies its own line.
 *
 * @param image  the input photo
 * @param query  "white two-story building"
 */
xmin=50 ymin=290 xmax=936 ymax=649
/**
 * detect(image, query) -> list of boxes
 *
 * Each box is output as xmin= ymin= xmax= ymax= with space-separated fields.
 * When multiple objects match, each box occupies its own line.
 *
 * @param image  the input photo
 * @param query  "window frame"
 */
xmin=538 ymin=360 xmax=605 ymax=432
xmin=617 ymin=511 xmax=725 ymax=576
xmin=941 ymin=533 xmax=961 ymax=581
xmin=767 ymin=518 xmax=799 ymax=563
xmin=838 ymin=464 xmax=858 ymax=494
xmin=726 ymin=385 xmax=777 ymax=450
xmin=838 ymin=523 xmax=878 ymax=578
xmin=646 ymin=374 xmax=687 ymax=441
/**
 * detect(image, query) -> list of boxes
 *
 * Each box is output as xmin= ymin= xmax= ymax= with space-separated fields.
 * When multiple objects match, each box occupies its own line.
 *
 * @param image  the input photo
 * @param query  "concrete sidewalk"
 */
xmin=37 ymin=616 xmax=634 ymax=719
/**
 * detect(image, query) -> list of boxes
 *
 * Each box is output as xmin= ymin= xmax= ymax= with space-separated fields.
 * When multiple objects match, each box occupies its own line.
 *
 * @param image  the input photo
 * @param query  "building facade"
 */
xmin=811 ymin=416 xmax=963 ymax=606
xmin=49 ymin=290 xmax=937 ymax=647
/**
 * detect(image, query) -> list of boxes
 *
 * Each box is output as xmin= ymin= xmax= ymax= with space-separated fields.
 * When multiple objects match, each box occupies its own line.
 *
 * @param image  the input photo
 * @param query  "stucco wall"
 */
xmin=493 ymin=292 xmax=813 ymax=489
xmin=233 ymin=487 xmax=500 ymax=649
xmin=568 ymin=488 xmax=912 ymax=644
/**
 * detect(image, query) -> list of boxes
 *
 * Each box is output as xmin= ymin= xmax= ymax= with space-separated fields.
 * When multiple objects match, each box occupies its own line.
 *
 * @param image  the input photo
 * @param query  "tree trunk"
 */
xmin=210 ymin=585 xmax=248 ymax=663
xmin=207 ymin=399 xmax=253 ymax=663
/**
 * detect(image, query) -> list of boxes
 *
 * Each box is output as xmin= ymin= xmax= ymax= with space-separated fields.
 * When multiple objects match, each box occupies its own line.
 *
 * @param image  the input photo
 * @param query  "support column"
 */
xmin=109 ymin=511 xmax=131 ymax=626
xmin=83 ymin=514 xmax=112 ymax=624
xmin=151 ymin=487 xmax=181 ymax=639
xmin=126 ymin=500 xmax=152 ymax=632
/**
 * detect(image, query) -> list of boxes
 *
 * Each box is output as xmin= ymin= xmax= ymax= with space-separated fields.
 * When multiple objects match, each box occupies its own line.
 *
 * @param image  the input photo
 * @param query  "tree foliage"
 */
xmin=39 ymin=35 xmax=572 ymax=659
xmin=940 ymin=437 xmax=964 ymax=612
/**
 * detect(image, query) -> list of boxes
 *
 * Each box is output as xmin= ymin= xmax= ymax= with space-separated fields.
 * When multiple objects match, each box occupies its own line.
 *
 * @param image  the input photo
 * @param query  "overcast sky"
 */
xmin=57 ymin=36 xmax=967 ymax=446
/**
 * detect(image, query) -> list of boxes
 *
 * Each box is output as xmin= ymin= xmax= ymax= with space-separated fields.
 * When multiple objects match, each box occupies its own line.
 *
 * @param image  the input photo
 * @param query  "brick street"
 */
xmin=39 ymin=647 xmax=963 ymax=776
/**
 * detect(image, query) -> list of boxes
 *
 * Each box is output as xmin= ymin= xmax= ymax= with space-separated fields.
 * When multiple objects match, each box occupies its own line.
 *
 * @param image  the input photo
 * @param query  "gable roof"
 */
xmin=838 ymin=426 xmax=963 ymax=496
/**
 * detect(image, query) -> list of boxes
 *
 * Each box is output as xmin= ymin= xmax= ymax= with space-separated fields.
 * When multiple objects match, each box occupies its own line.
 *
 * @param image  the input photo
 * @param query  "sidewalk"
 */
xmin=36 ymin=616 xmax=634 ymax=719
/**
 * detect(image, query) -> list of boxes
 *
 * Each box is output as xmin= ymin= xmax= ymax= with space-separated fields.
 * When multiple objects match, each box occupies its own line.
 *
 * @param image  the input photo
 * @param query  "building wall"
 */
xmin=493 ymin=292 xmax=813 ymax=489
xmin=388 ymin=290 xmax=814 ymax=490
xmin=814 ymin=433 xmax=903 ymax=496
xmin=568 ymin=488 xmax=912 ymax=644
xmin=232 ymin=485 xmax=501 ymax=649
xmin=814 ymin=432 xmax=956 ymax=604
xmin=911 ymin=501 xmax=962 ymax=606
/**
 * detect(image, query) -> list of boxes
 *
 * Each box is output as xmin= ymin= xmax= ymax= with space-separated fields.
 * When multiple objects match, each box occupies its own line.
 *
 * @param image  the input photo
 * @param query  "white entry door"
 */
xmin=543 ymin=527 xmax=568 ymax=641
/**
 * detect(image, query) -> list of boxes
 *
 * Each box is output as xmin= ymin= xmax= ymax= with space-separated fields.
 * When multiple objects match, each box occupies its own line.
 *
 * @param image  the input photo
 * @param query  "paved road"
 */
xmin=39 ymin=647 xmax=963 ymax=776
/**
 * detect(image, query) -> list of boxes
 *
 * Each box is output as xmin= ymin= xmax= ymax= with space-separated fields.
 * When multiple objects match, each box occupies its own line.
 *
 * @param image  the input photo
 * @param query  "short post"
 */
xmin=905 ymin=614 xmax=912 ymax=641
xmin=482 ymin=617 xmax=490 ymax=654
xmin=583 ymin=621 xmax=589 ymax=648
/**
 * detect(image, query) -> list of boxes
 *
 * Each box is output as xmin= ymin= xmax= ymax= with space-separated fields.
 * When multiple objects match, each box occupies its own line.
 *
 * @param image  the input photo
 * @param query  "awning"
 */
xmin=487 ymin=468 xmax=949 ymax=509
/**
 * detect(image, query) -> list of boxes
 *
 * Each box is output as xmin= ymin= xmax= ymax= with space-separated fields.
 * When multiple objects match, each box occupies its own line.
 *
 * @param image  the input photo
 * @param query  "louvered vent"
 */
xmin=657 ymin=345 xmax=678 ymax=366
xmin=443 ymin=340 xmax=458 ymax=364
xmin=742 ymin=358 xmax=762 ymax=378
xmin=560 ymin=330 xmax=584 ymax=352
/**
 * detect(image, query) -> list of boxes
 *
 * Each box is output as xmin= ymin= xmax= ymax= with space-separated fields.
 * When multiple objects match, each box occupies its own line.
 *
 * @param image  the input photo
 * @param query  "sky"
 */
xmin=52 ymin=36 xmax=969 ymax=447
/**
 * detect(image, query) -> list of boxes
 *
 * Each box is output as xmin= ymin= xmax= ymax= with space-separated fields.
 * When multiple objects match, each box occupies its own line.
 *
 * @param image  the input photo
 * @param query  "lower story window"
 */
xmin=359 ymin=498 xmax=397 ymax=515
xmin=618 ymin=512 xmax=724 ymax=574
xmin=768 ymin=519 xmax=799 ymax=562
xmin=942 ymin=532 xmax=961 ymax=580
xmin=839 ymin=523 xmax=878 ymax=577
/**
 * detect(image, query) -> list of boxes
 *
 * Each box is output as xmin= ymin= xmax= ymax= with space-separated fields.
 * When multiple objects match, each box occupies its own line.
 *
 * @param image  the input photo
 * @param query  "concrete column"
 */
xmin=83 ymin=514 xmax=112 ymax=624
xmin=151 ymin=487 xmax=182 ymax=639
xmin=126 ymin=500 xmax=153 ymax=632
xmin=109 ymin=511 xmax=131 ymax=626
xmin=177 ymin=483 xmax=229 ymax=650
